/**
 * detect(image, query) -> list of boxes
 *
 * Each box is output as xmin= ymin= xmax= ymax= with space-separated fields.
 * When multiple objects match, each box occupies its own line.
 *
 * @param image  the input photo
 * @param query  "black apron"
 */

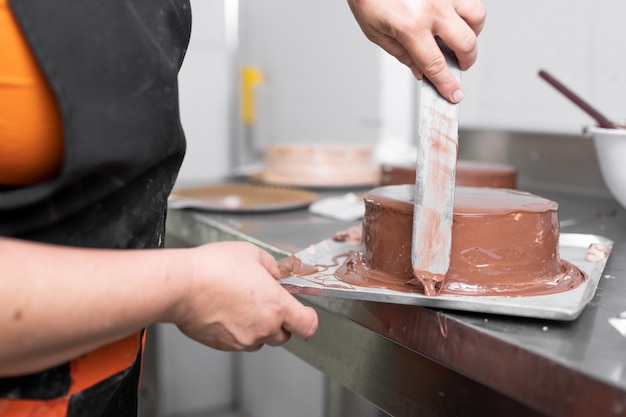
xmin=0 ymin=1 xmax=192 ymax=415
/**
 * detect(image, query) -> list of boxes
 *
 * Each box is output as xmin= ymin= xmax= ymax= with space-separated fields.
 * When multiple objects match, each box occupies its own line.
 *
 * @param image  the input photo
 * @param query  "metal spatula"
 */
xmin=410 ymin=40 xmax=461 ymax=296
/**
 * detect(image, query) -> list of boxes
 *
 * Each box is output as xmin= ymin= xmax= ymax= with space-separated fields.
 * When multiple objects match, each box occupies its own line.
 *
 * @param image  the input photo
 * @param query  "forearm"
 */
xmin=0 ymin=237 xmax=319 ymax=376
xmin=0 ymin=237 xmax=189 ymax=376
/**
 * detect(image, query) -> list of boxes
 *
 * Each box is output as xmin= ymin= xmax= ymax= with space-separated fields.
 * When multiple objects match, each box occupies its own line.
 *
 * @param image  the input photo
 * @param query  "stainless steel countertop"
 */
xmin=165 ymin=186 xmax=626 ymax=417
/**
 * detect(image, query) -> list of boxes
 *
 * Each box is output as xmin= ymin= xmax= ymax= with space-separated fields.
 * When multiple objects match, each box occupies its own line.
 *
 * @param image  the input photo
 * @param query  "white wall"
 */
xmin=461 ymin=0 xmax=626 ymax=134
xmin=177 ymin=0 xmax=232 ymax=184
xmin=238 ymin=0 xmax=382 ymax=151
xmin=369 ymin=0 xmax=626 ymax=136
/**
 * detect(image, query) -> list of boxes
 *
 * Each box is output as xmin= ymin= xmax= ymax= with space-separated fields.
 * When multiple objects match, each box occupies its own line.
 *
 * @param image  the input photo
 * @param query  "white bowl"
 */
xmin=586 ymin=126 xmax=626 ymax=209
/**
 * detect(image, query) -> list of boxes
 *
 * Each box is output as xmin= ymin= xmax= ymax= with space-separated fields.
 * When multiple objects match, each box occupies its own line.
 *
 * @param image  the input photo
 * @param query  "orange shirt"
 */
xmin=0 ymin=0 xmax=64 ymax=185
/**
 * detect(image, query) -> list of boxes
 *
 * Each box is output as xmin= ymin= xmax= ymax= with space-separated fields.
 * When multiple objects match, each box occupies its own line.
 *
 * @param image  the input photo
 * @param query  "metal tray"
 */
xmin=280 ymin=233 xmax=614 ymax=321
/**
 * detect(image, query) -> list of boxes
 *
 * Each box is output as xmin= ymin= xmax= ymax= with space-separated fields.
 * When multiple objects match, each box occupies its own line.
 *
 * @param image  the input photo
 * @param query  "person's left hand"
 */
xmin=347 ymin=0 xmax=486 ymax=103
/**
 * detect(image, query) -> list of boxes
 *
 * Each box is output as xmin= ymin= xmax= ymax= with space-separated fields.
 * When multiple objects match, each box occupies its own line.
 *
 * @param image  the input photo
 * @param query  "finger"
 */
xmin=454 ymin=0 xmax=487 ymax=35
xmin=368 ymin=33 xmax=416 ymax=70
xmin=244 ymin=343 xmax=264 ymax=353
xmin=264 ymin=327 xmax=292 ymax=347
xmin=404 ymin=32 xmax=464 ymax=103
xmin=281 ymin=299 xmax=318 ymax=340
xmin=412 ymin=67 xmax=424 ymax=80
xmin=435 ymin=14 xmax=479 ymax=71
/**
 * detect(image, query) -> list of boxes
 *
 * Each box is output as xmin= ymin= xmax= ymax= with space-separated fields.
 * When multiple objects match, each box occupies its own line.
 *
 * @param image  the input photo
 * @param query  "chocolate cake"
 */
xmin=379 ymin=159 xmax=518 ymax=189
xmin=335 ymin=185 xmax=585 ymax=297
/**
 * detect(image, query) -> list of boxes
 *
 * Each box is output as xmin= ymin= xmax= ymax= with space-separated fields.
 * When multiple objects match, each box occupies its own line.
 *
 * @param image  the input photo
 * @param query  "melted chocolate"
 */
xmin=339 ymin=185 xmax=586 ymax=297
xmin=278 ymin=255 xmax=319 ymax=278
xmin=334 ymin=251 xmax=424 ymax=294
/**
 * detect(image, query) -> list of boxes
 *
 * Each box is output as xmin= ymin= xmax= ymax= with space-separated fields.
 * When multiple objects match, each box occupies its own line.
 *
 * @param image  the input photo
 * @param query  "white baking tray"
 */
xmin=280 ymin=233 xmax=614 ymax=321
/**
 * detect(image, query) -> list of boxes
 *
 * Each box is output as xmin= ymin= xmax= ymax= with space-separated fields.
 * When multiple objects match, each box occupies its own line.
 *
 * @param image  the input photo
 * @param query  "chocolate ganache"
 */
xmin=335 ymin=185 xmax=586 ymax=297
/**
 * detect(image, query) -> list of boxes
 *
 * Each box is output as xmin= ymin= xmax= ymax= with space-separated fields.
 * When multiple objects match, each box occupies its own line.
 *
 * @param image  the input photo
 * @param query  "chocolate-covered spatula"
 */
xmin=410 ymin=41 xmax=460 ymax=296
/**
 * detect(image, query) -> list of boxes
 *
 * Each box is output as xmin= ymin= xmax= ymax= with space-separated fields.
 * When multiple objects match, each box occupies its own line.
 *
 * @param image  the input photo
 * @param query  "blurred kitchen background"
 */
xmin=145 ymin=0 xmax=626 ymax=416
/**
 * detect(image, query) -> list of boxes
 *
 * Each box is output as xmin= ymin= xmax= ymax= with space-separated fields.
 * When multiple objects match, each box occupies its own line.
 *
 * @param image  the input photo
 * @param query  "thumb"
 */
xmin=281 ymin=296 xmax=319 ymax=339
xmin=257 ymin=247 xmax=281 ymax=279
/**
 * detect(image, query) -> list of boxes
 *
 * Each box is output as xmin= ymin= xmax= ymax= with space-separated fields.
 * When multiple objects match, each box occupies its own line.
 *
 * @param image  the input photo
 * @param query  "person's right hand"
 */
xmin=347 ymin=0 xmax=486 ymax=103
xmin=170 ymin=241 xmax=318 ymax=352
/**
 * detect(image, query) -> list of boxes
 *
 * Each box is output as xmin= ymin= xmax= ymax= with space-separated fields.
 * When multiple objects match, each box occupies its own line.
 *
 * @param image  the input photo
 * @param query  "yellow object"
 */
xmin=0 ymin=0 xmax=64 ymax=185
xmin=240 ymin=66 xmax=264 ymax=126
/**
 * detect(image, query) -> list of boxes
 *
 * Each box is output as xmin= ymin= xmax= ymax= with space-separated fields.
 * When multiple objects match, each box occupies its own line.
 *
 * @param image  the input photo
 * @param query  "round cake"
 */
xmin=335 ymin=185 xmax=585 ymax=296
xmin=379 ymin=159 xmax=518 ymax=189
xmin=259 ymin=143 xmax=378 ymax=187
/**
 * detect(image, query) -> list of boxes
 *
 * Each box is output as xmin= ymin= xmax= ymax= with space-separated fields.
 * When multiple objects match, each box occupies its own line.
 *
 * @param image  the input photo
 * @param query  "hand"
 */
xmin=347 ymin=0 xmax=486 ymax=103
xmin=171 ymin=242 xmax=318 ymax=352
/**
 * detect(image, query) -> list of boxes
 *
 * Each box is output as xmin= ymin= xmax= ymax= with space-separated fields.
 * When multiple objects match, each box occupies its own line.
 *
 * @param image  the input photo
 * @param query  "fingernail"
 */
xmin=452 ymin=89 xmax=464 ymax=103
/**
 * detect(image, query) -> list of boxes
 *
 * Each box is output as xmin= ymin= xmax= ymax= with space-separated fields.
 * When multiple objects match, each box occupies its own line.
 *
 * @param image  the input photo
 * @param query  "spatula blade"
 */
xmin=411 ymin=42 xmax=461 ymax=296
